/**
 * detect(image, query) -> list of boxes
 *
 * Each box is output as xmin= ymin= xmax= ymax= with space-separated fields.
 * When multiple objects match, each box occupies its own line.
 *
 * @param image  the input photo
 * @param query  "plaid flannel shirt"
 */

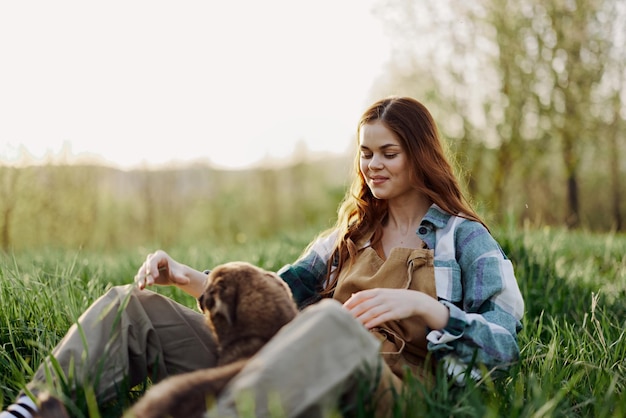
xmin=278 ymin=204 xmax=525 ymax=375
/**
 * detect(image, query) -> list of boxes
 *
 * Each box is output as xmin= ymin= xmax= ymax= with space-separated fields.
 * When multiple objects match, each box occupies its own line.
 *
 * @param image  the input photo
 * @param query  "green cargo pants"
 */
xmin=30 ymin=286 xmax=390 ymax=417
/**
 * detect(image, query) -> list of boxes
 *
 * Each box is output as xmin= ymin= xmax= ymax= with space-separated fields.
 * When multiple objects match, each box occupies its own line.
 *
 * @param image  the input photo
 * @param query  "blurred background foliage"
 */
xmin=0 ymin=159 xmax=350 ymax=251
xmin=372 ymin=0 xmax=625 ymax=231
xmin=1 ymin=0 xmax=625 ymax=252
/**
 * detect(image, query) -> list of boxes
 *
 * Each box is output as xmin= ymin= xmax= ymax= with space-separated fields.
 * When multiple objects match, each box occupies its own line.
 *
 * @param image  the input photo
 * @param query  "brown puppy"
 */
xmin=124 ymin=261 xmax=298 ymax=418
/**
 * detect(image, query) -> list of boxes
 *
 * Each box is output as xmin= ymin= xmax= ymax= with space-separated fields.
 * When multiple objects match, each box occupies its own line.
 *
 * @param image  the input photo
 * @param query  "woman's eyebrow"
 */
xmin=360 ymin=144 xmax=400 ymax=150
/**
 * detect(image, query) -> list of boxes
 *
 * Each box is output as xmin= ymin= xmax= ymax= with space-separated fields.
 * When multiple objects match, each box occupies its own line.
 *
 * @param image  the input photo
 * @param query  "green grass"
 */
xmin=1 ymin=226 xmax=625 ymax=417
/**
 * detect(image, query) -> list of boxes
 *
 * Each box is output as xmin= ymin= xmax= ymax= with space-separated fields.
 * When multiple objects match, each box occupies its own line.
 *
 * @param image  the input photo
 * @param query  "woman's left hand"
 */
xmin=343 ymin=288 xmax=449 ymax=330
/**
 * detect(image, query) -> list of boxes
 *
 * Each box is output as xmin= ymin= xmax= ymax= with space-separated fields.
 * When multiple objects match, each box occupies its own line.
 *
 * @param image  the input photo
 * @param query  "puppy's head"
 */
xmin=198 ymin=261 xmax=298 ymax=343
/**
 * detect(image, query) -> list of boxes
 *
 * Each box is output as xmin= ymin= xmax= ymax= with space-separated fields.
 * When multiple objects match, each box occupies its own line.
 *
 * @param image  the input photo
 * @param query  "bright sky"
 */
xmin=0 ymin=0 xmax=391 ymax=169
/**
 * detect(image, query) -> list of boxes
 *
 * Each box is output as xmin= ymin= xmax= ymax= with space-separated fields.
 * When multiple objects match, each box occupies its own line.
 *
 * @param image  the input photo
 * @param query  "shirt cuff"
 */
xmin=426 ymin=300 xmax=467 ymax=345
xmin=441 ymin=354 xmax=482 ymax=385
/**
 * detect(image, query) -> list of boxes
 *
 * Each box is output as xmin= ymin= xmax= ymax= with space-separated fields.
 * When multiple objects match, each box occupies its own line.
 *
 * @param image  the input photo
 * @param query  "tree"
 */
xmin=372 ymin=0 xmax=625 ymax=228
xmin=599 ymin=1 xmax=625 ymax=231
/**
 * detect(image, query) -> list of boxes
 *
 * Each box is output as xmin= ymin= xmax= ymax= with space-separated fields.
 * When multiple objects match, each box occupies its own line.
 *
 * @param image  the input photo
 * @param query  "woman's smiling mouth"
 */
xmin=369 ymin=176 xmax=388 ymax=185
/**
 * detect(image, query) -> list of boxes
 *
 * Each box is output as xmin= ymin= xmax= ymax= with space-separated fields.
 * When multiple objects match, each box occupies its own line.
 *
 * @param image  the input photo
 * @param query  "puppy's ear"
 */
xmin=197 ymin=293 xmax=206 ymax=312
xmin=198 ymin=273 xmax=215 ymax=312
xmin=211 ymin=292 xmax=233 ymax=326
xmin=208 ymin=280 xmax=237 ymax=326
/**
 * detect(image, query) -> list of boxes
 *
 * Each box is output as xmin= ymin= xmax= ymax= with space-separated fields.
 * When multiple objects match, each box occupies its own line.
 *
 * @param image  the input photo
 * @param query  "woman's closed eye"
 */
xmin=360 ymin=152 xmax=399 ymax=159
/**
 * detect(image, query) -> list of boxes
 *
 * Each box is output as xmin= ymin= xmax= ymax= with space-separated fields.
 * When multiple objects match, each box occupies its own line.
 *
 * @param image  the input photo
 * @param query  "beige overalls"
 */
xmin=332 ymin=243 xmax=438 ymax=401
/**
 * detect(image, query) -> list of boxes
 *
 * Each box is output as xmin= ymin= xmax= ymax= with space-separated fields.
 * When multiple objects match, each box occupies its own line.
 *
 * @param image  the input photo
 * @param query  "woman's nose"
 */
xmin=369 ymin=154 xmax=384 ymax=170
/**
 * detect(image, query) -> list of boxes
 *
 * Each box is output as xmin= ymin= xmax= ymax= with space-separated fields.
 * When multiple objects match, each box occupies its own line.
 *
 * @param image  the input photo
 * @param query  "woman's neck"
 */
xmin=385 ymin=195 xmax=431 ymax=235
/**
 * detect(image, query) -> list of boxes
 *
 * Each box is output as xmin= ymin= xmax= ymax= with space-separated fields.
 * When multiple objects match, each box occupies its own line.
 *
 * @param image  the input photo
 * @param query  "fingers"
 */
xmin=343 ymin=289 xmax=420 ymax=329
xmin=343 ymin=288 xmax=378 ymax=312
xmin=134 ymin=261 xmax=149 ymax=290
xmin=343 ymin=290 xmax=389 ymax=328
xmin=134 ymin=251 xmax=169 ymax=290
xmin=146 ymin=252 xmax=166 ymax=285
xmin=134 ymin=263 xmax=151 ymax=290
xmin=355 ymin=304 xmax=391 ymax=329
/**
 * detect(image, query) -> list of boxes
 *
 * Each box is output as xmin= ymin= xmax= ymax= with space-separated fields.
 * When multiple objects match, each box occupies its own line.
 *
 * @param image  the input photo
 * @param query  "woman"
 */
xmin=2 ymin=97 xmax=524 ymax=418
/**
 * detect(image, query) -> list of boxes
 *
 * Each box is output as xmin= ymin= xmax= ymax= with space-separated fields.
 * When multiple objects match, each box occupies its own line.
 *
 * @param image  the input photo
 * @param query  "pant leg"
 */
xmin=29 ymin=285 xmax=218 ymax=403
xmin=207 ymin=298 xmax=387 ymax=418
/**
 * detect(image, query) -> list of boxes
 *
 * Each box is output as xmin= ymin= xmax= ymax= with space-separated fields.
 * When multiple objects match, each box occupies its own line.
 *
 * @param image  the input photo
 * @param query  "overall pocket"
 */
xmin=371 ymin=327 xmax=408 ymax=378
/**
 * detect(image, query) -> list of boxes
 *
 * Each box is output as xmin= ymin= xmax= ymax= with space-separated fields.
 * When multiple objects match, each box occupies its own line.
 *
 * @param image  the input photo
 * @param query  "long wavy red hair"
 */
xmin=321 ymin=96 xmax=486 ymax=296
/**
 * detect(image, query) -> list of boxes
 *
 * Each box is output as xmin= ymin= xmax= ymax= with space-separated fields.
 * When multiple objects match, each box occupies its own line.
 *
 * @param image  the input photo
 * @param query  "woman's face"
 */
xmin=359 ymin=121 xmax=415 ymax=202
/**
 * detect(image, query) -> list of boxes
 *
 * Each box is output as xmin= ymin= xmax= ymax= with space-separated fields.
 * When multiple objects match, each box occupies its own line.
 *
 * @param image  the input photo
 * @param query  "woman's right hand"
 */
xmin=134 ymin=250 xmax=191 ymax=290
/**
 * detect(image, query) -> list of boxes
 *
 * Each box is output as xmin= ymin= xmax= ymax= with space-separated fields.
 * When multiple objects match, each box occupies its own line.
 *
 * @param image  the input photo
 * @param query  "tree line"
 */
xmin=0 ymin=160 xmax=349 ymax=252
xmin=0 ymin=142 xmax=621 ymax=253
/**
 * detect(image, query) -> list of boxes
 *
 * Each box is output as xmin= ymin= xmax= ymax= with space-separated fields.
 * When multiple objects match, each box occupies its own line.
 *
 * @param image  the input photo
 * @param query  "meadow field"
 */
xmin=0 ymin=225 xmax=625 ymax=417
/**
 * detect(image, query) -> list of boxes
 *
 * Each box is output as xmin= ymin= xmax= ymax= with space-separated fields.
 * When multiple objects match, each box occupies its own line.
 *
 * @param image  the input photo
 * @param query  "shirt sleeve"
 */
xmin=277 ymin=230 xmax=338 ymax=308
xmin=427 ymin=220 xmax=525 ymax=376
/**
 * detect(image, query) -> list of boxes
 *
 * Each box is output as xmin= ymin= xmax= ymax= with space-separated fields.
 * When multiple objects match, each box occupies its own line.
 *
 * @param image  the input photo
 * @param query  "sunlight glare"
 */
xmin=0 ymin=0 xmax=390 ymax=170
